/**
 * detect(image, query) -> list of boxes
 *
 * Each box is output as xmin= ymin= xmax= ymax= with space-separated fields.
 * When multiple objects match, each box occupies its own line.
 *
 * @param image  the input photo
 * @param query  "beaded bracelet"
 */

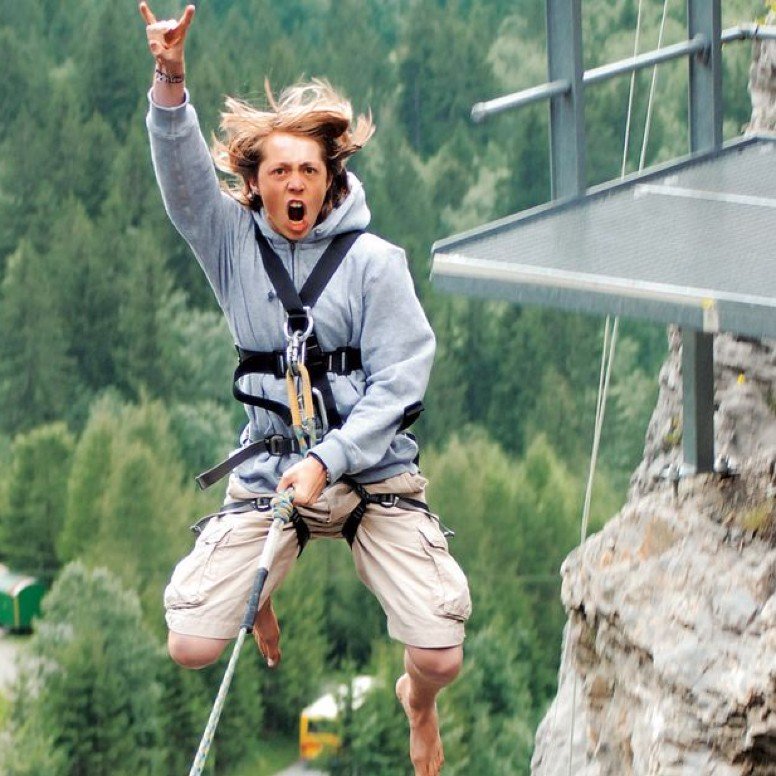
xmin=155 ymin=67 xmax=185 ymax=84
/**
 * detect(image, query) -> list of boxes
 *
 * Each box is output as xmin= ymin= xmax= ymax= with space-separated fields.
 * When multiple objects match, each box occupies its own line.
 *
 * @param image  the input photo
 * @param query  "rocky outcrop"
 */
xmin=748 ymin=12 xmax=776 ymax=135
xmin=532 ymin=333 xmax=776 ymax=776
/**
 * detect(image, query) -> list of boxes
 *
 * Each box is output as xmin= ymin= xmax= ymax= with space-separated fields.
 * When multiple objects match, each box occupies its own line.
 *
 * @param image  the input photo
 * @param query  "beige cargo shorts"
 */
xmin=164 ymin=471 xmax=472 ymax=648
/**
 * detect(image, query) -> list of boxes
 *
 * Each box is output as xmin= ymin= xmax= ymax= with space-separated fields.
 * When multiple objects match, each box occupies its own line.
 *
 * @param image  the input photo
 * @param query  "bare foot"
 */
xmin=253 ymin=597 xmax=281 ymax=668
xmin=395 ymin=673 xmax=445 ymax=775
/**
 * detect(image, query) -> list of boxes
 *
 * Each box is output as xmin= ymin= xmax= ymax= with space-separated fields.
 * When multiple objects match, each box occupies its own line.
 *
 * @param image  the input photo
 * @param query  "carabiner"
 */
xmin=285 ymin=307 xmax=313 ymax=374
xmin=286 ymin=331 xmax=307 ymax=375
xmin=284 ymin=306 xmax=314 ymax=341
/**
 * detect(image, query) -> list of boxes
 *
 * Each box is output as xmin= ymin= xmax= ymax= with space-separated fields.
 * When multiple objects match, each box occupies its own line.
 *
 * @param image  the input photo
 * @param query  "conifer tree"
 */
xmin=58 ymin=394 xmax=117 ymax=565
xmin=398 ymin=0 xmax=496 ymax=158
xmin=0 ymin=241 xmax=77 ymax=434
xmin=115 ymin=230 xmax=177 ymax=399
xmin=0 ymin=423 xmax=74 ymax=582
xmin=0 ymin=563 xmax=166 ymax=775
xmin=74 ymin=0 xmax=148 ymax=137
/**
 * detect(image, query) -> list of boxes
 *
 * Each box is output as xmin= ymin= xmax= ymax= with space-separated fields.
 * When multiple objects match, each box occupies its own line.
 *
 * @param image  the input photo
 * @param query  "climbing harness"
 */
xmin=196 ymin=228 xmax=363 ymax=489
xmin=196 ymin=225 xmax=424 ymax=491
xmin=188 ymin=489 xmax=295 ymax=776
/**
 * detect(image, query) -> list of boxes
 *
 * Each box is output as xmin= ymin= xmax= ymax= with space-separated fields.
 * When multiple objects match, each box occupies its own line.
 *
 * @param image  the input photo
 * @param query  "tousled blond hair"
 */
xmin=212 ymin=79 xmax=375 ymax=220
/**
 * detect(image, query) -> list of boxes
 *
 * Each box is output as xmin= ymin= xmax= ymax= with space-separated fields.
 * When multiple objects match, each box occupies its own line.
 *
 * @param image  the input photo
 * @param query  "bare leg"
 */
xmin=253 ymin=596 xmax=281 ymax=668
xmin=396 ymin=645 xmax=463 ymax=776
xmin=168 ymin=631 xmax=229 ymax=669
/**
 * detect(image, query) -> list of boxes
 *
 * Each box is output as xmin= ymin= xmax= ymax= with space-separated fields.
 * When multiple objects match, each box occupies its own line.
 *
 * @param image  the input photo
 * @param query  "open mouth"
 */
xmin=288 ymin=201 xmax=305 ymax=222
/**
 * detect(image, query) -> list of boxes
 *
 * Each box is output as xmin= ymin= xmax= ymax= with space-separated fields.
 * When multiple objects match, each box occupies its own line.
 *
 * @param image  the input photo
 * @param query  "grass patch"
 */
xmin=739 ymin=502 xmax=776 ymax=536
xmin=224 ymin=732 xmax=299 ymax=776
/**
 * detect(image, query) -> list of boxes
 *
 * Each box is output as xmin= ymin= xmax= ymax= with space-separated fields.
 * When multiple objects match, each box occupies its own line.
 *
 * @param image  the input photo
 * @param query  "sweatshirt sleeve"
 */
xmin=309 ymin=244 xmax=436 ymax=482
xmin=145 ymin=90 xmax=239 ymax=302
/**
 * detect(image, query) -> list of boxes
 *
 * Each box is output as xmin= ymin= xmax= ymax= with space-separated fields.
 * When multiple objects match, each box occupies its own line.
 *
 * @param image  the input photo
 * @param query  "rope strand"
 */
xmin=188 ymin=490 xmax=295 ymax=776
xmin=621 ymin=0 xmax=645 ymax=178
xmin=564 ymin=1 xmax=671 ymax=772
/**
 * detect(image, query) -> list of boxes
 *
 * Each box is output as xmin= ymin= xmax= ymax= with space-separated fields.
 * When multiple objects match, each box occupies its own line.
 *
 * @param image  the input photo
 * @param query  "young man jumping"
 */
xmin=141 ymin=5 xmax=471 ymax=773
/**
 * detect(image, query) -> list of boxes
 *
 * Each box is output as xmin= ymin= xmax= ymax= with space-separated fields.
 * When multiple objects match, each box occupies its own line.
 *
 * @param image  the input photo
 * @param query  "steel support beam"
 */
xmin=546 ymin=0 xmax=585 ymax=198
xmin=688 ymin=0 xmax=722 ymax=152
xmin=681 ymin=0 xmax=722 ymax=473
xmin=681 ymin=330 xmax=715 ymax=473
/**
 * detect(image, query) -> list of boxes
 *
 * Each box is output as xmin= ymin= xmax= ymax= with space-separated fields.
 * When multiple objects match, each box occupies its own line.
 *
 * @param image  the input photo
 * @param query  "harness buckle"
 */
xmin=265 ymin=434 xmax=286 ymax=456
xmin=376 ymin=493 xmax=399 ymax=509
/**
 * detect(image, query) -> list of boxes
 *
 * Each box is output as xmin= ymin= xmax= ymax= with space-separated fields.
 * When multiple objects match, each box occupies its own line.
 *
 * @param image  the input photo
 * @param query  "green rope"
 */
xmin=188 ymin=489 xmax=295 ymax=776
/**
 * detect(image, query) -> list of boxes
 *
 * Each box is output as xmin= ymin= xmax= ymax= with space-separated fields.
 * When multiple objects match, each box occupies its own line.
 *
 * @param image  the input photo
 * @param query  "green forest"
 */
xmin=0 ymin=0 xmax=764 ymax=773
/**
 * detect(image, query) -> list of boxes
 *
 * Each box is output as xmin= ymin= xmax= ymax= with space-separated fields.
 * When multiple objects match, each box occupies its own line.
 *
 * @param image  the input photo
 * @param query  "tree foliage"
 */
xmin=0 ymin=423 xmax=74 ymax=583
xmin=0 ymin=563 xmax=166 ymax=775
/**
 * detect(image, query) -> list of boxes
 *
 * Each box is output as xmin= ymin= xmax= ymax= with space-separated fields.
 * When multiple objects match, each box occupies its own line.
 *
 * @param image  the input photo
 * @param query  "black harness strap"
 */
xmin=232 ymin=361 xmax=294 ymax=424
xmin=253 ymin=224 xmax=364 ymax=430
xmin=339 ymin=476 xmax=448 ymax=547
xmin=196 ymin=435 xmax=300 ymax=490
xmin=235 ymin=346 xmax=362 ymax=380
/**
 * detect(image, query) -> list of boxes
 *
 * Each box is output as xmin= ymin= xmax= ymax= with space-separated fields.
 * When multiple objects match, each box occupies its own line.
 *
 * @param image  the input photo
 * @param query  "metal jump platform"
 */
xmin=433 ymin=136 xmax=776 ymax=340
xmin=431 ymin=0 xmax=776 ymax=474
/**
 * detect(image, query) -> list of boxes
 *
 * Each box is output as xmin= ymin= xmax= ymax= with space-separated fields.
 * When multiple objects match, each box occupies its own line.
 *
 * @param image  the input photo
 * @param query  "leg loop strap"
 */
xmin=339 ymin=476 xmax=441 ymax=547
xmin=190 ymin=498 xmax=310 ymax=556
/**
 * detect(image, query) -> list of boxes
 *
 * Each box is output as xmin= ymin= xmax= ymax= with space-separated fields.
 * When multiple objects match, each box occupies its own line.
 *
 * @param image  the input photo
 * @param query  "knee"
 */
xmin=168 ymin=632 xmax=228 ymax=669
xmin=406 ymin=645 xmax=463 ymax=688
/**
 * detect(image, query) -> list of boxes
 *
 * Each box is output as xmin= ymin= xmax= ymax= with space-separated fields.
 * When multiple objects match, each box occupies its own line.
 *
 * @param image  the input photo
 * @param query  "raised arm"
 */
xmin=139 ymin=2 xmax=195 ymax=107
xmin=140 ymin=1 xmax=244 ymax=302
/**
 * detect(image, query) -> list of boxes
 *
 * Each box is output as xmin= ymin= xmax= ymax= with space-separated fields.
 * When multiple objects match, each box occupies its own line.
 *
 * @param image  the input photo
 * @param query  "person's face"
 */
xmin=255 ymin=132 xmax=330 ymax=241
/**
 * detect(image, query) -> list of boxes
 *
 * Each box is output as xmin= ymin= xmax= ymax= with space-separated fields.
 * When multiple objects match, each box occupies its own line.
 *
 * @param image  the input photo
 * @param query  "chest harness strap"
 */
xmin=238 ymin=224 xmax=366 ymax=431
xmin=196 ymin=228 xmax=364 ymax=491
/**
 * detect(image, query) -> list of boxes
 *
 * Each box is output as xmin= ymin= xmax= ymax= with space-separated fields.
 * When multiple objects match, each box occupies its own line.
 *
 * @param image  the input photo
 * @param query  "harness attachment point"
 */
xmin=266 ymin=434 xmax=286 ymax=456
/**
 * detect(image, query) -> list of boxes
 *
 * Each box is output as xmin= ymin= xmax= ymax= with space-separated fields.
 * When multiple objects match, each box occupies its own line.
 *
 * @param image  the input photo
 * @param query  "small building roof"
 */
xmin=0 ymin=566 xmax=41 ymax=597
xmin=301 ymin=675 xmax=378 ymax=720
xmin=431 ymin=135 xmax=776 ymax=339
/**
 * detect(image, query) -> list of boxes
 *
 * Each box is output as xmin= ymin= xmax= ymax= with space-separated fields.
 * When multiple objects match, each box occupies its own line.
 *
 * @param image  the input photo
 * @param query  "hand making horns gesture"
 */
xmin=139 ymin=2 xmax=195 ymax=67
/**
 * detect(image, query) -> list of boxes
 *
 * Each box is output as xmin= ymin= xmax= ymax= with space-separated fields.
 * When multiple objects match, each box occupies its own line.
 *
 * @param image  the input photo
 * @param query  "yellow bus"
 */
xmin=299 ymin=675 xmax=377 ymax=761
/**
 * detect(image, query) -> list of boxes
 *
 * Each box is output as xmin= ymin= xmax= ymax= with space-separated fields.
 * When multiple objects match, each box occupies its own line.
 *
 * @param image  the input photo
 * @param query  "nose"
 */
xmin=287 ymin=171 xmax=304 ymax=192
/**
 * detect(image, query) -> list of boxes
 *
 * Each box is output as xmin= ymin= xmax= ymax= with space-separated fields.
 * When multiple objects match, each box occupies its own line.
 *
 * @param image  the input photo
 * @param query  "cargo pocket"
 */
xmin=417 ymin=520 xmax=472 ymax=622
xmin=164 ymin=517 xmax=234 ymax=611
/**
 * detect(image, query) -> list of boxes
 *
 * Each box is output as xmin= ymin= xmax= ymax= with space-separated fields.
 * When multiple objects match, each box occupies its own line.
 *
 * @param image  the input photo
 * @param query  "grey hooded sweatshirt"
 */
xmin=146 ymin=92 xmax=435 ymax=492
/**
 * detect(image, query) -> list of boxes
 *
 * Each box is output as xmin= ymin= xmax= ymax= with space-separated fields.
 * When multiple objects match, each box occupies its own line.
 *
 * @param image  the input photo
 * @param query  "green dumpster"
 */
xmin=0 ymin=565 xmax=45 ymax=631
